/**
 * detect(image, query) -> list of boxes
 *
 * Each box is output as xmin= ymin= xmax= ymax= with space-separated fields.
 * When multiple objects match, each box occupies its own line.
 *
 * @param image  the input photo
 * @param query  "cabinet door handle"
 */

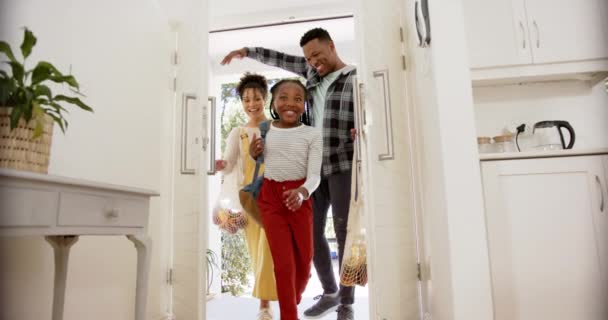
xmin=207 ymin=96 xmax=217 ymax=176
xmin=373 ymin=69 xmax=395 ymax=161
xmin=533 ymin=20 xmax=540 ymax=48
xmin=519 ymin=21 xmax=526 ymax=49
xmin=352 ymin=76 xmax=364 ymax=164
xmin=596 ymin=175 xmax=605 ymax=212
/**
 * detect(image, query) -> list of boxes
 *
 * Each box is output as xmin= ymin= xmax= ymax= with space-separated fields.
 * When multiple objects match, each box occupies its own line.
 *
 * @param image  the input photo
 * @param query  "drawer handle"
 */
xmin=105 ymin=208 xmax=121 ymax=219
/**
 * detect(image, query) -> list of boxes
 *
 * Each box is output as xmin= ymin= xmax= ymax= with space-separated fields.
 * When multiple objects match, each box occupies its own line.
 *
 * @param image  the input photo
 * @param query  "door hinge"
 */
xmin=172 ymin=77 xmax=177 ymax=92
xmin=167 ymin=268 xmax=174 ymax=285
xmin=172 ymin=51 xmax=179 ymax=65
xmin=400 ymin=27 xmax=407 ymax=71
xmin=417 ymin=263 xmax=422 ymax=281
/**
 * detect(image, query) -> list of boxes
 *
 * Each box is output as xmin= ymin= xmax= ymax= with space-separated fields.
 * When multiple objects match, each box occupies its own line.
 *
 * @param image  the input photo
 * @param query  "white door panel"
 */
xmin=355 ymin=0 xmax=421 ymax=318
xmin=169 ymin=17 xmax=208 ymax=320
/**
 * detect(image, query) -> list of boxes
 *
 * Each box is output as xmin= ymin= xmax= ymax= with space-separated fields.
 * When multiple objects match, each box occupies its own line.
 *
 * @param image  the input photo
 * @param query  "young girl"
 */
xmin=250 ymin=79 xmax=322 ymax=320
xmin=215 ymin=73 xmax=278 ymax=320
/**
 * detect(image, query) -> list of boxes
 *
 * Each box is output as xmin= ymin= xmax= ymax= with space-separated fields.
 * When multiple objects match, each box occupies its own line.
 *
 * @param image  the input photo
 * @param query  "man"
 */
xmin=222 ymin=28 xmax=357 ymax=320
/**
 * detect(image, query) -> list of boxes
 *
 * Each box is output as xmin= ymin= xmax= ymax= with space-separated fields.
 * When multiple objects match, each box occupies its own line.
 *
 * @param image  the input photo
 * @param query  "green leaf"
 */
xmin=0 ymin=41 xmax=17 ymax=63
xmin=33 ymin=85 xmax=52 ymax=100
xmin=39 ymin=99 xmax=68 ymax=113
xmin=54 ymin=94 xmax=93 ymax=112
xmin=8 ymin=61 xmax=25 ymax=85
xmin=20 ymin=28 xmax=37 ymax=59
xmin=31 ymin=61 xmax=59 ymax=85
xmin=50 ymin=75 xmax=79 ymax=89
xmin=33 ymin=121 xmax=43 ymax=137
xmin=0 ymin=78 xmax=16 ymax=105
xmin=9 ymin=107 xmax=22 ymax=130
xmin=47 ymin=112 xmax=66 ymax=133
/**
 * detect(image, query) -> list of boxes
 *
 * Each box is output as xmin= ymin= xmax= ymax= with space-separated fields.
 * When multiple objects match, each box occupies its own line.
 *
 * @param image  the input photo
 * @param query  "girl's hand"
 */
xmin=249 ymin=133 xmax=264 ymax=159
xmin=215 ymin=160 xmax=227 ymax=171
xmin=282 ymin=187 xmax=309 ymax=212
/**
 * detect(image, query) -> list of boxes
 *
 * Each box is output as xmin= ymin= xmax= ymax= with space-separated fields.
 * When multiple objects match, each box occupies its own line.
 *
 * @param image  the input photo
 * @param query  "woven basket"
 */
xmin=0 ymin=107 xmax=53 ymax=174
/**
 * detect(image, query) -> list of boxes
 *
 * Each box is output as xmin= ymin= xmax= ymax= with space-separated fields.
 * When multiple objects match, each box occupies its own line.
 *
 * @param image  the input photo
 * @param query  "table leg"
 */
xmin=127 ymin=235 xmax=151 ymax=320
xmin=45 ymin=235 xmax=79 ymax=320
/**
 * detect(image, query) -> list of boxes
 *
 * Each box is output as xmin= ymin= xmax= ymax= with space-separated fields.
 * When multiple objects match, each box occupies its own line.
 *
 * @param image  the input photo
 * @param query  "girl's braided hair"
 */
xmin=268 ymin=79 xmax=311 ymax=126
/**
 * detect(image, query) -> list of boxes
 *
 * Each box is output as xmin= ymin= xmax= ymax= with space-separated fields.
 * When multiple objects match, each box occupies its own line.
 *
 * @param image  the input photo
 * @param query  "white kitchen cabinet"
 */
xmin=463 ymin=0 xmax=608 ymax=84
xmin=524 ymin=0 xmax=608 ymax=64
xmin=463 ymin=0 xmax=531 ymax=69
xmin=481 ymin=155 xmax=608 ymax=320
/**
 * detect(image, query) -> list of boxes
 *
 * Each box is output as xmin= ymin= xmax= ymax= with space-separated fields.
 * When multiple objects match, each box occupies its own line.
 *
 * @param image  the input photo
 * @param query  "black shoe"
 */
xmin=336 ymin=304 xmax=354 ymax=320
xmin=303 ymin=293 xmax=340 ymax=319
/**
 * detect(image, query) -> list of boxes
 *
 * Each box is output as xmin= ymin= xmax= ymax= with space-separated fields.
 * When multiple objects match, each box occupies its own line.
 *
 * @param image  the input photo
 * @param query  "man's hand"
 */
xmin=283 ymin=187 xmax=309 ymax=212
xmin=350 ymin=128 xmax=357 ymax=140
xmin=249 ymin=133 xmax=264 ymax=159
xmin=221 ymin=48 xmax=248 ymax=65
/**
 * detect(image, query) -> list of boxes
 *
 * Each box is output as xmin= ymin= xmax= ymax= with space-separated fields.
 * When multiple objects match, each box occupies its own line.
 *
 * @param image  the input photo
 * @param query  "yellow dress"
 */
xmin=239 ymin=127 xmax=278 ymax=301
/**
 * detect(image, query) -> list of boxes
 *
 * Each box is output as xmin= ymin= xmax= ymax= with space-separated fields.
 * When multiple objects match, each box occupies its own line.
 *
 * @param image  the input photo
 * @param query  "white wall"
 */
xmin=0 ymin=1 xmax=174 ymax=319
xmin=473 ymin=80 xmax=608 ymax=149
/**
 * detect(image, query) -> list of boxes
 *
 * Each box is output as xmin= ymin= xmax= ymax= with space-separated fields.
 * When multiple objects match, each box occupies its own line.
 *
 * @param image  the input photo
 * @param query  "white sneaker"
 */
xmin=257 ymin=308 xmax=273 ymax=320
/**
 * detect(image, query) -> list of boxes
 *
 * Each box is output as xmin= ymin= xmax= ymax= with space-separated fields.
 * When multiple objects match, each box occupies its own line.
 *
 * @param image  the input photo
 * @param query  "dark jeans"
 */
xmin=311 ymin=171 xmax=354 ymax=305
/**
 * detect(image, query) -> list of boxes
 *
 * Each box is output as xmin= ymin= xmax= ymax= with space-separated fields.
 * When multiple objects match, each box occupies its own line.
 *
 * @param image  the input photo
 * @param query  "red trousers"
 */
xmin=257 ymin=178 xmax=313 ymax=320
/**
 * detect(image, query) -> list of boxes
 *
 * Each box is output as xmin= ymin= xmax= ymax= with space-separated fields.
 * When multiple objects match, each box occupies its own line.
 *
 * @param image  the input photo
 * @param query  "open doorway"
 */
xmin=205 ymin=14 xmax=371 ymax=320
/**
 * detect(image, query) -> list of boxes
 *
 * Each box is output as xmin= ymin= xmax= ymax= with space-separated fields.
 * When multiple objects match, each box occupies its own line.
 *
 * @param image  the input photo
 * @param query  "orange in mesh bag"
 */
xmin=212 ymin=173 xmax=248 ymax=234
xmin=340 ymin=151 xmax=368 ymax=287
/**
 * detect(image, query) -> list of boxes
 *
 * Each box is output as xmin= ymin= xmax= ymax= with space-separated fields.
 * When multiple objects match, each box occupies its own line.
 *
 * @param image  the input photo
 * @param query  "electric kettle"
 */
xmin=532 ymin=120 xmax=575 ymax=150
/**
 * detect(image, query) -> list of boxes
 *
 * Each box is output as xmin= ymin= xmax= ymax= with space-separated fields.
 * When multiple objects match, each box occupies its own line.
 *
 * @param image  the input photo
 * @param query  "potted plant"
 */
xmin=0 ymin=28 xmax=93 ymax=173
xmin=206 ymin=248 xmax=219 ymax=300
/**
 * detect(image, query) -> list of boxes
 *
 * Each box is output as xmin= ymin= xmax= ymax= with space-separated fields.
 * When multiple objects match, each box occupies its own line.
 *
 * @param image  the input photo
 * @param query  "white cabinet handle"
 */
xmin=533 ymin=20 xmax=540 ymax=48
xmin=105 ymin=208 xmax=121 ymax=219
xmin=519 ymin=21 xmax=526 ymax=49
xmin=207 ymin=96 xmax=217 ymax=176
xmin=373 ymin=69 xmax=395 ymax=161
xmin=596 ymin=175 xmax=605 ymax=212
xmin=352 ymin=76 xmax=365 ymax=165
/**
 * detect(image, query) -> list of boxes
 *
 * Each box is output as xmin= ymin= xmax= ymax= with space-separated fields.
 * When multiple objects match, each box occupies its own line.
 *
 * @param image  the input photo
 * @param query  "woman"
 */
xmin=215 ymin=73 xmax=278 ymax=320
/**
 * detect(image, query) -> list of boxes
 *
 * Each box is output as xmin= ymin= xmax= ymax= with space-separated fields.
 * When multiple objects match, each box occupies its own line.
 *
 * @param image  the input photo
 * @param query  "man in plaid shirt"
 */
xmin=222 ymin=28 xmax=357 ymax=320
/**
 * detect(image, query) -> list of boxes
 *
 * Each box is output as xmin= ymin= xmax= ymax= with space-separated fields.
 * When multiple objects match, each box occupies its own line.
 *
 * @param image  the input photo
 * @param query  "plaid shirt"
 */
xmin=247 ymin=47 xmax=356 ymax=177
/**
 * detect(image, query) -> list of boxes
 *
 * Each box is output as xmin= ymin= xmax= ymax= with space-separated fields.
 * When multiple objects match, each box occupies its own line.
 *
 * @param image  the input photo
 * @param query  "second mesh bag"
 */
xmin=340 ymin=150 xmax=368 ymax=287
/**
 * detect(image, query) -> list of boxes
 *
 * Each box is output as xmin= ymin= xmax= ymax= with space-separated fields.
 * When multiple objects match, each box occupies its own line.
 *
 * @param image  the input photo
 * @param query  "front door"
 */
xmin=168 ymin=18 xmax=210 ymax=320
xmin=354 ymin=0 xmax=425 ymax=319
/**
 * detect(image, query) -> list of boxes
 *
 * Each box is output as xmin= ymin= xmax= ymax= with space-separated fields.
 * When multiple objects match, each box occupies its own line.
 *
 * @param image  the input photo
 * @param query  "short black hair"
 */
xmin=300 ymin=28 xmax=333 ymax=47
xmin=236 ymin=72 xmax=268 ymax=100
xmin=268 ymin=79 xmax=311 ymax=125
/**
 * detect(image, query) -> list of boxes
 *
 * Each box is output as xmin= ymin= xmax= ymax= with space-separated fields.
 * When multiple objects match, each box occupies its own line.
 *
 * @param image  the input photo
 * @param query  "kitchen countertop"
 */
xmin=479 ymin=148 xmax=608 ymax=161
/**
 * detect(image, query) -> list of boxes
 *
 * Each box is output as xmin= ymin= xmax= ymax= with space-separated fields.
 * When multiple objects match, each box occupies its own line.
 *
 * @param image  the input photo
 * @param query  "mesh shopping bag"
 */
xmin=213 ymin=171 xmax=248 ymax=234
xmin=340 ymin=150 xmax=368 ymax=287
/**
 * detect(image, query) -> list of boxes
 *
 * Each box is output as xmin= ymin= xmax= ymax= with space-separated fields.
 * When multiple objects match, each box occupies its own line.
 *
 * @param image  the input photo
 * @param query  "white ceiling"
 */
xmin=208 ymin=0 xmax=352 ymax=30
